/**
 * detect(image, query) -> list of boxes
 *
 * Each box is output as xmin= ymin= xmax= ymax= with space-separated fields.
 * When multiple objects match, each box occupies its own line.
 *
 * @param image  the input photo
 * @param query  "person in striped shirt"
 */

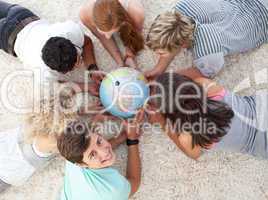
xmin=145 ymin=0 xmax=268 ymax=80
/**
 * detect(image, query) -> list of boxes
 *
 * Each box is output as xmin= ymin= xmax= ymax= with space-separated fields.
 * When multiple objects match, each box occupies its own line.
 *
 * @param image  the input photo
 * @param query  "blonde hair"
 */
xmin=23 ymin=97 xmax=80 ymax=143
xmin=146 ymin=11 xmax=195 ymax=52
xmin=93 ymin=0 xmax=144 ymax=54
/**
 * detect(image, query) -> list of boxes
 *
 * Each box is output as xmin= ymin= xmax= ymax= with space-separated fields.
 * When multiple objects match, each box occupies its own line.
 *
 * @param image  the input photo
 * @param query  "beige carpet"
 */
xmin=0 ymin=0 xmax=268 ymax=199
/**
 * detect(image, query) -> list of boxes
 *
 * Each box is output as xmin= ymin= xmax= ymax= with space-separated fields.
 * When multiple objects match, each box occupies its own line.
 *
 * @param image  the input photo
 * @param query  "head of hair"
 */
xmin=93 ymin=0 xmax=144 ymax=54
xmin=155 ymin=73 xmax=234 ymax=148
xmin=24 ymin=97 xmax=80 ymax=144
xmin=42 ymin=37 xmax=78 ymax=73
xmin=146 ymin=11 xmax=195 ymax=52
xmin=57 ymin=120 xmax=91 ymax=164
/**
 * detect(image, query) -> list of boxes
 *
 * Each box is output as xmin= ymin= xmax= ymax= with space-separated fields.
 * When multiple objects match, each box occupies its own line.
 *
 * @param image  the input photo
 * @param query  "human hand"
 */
xmin=144 ymin=68 xmax=162 ymax=81
xmin=123 ymin=109 xmax=145 ymax=140
xmin=87 ymin=82 xmax=100 ymax=96
xmin=124 ymin=56 xmax=138 ymax=68
xmin=145 ymin=104 xmax=166 ymax=128
xmin=90 ymin=71 xmax=105 ymax=84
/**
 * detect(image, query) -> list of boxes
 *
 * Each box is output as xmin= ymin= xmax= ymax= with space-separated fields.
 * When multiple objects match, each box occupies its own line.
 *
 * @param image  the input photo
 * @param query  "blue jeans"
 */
xmin=0 ymin=1 xmax=38 ymax=54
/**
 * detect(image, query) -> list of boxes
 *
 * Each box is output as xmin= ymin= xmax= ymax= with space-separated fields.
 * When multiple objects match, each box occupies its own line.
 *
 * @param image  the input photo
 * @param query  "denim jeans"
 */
xmin=0 ymin=1 xmax=37 ymax=54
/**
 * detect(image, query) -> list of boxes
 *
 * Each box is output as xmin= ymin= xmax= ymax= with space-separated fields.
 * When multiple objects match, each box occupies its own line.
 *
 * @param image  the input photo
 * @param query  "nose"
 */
xmin=97 ymin=146 xmax=110 ymax=159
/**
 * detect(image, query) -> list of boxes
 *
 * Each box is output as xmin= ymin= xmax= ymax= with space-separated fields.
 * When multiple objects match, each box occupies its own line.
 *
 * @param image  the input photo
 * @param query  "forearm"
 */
xmin=108 ymin=134 xmax=127 ymax=149
xmin=98 ymin=36 xmax=124 ymax=66
xmin=153 ymin=50 xmax=180 ymax=74
xmin=82 ymin=36 xmax=96 ymax=66
xmin=154 ymin=57 xmax=174 ymax=74
xmin=126 ymin=145 xmax=141 ymax=196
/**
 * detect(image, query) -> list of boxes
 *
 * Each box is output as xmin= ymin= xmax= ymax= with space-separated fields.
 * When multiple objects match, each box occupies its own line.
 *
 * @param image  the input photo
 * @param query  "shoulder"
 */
xmin=80 ymin=1 xmax=96 ymax=27
xmin=127 ymin=0 xmax=144 ymax=29
xmin=175 ymin=0 xmax=200 ymax=16
xmin=193 ymin=25 xmax=223 ymax=58
xmin=175 ymin=0 xmax=191 ymax=10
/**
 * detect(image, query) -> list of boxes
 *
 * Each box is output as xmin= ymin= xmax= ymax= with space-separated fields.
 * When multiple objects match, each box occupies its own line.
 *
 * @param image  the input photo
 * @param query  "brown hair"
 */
xmin=57 ymin=120 xmax=92 ymax=164
xmin=93 ymin=0 xmax=144 ymax=54
xmin=146 ymin=11 xmax=195 ymax=52
xmin=155 ymin=73 xmax=234 ymax=148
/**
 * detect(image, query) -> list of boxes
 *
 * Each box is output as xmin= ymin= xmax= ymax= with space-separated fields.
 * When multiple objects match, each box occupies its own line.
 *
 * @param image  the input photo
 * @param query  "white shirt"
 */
xmin=0 ymin=127 xmax=35 ymax=186
xmin=14 ymin=20 xmax=86 ymax=83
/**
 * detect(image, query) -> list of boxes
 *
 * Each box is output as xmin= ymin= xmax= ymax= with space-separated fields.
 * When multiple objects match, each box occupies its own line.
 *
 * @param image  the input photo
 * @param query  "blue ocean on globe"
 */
xmin=100 ymin=67 xmax=150 ymax=118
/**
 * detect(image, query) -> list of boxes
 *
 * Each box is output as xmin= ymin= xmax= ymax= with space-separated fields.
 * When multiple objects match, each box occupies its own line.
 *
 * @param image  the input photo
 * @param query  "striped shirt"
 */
xmin=175 ymin=0 xmax=268 ymax=77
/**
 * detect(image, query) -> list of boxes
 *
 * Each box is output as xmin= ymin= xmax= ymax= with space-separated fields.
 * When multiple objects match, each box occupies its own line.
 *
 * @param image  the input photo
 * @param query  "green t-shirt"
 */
xmin=61 ymin=161 xmax=131 ymax=200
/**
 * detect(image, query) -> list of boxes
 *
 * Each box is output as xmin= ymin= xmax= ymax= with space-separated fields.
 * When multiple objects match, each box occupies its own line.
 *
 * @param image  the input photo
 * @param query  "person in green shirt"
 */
xmin=57 ymin=110 xmax=144 ymax=200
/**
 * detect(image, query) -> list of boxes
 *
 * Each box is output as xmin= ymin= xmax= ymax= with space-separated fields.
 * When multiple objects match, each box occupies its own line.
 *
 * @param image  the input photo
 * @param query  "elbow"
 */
xmin=127 ymin=177 xmax=141 ymax=196
xmin=187 ymin=152 xmax=201 ymax=160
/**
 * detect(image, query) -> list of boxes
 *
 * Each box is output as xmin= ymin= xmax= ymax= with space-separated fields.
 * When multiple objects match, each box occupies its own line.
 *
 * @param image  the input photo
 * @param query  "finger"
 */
xmin=122 ymin=120 xmax=128 ymax=128
xmin=135 ymin=109 xmax=145 ymax=123
xmin=93 ymin=99 xmax=102 ymax=106
xmin=145 ymin=104 xmax=156 ymax=112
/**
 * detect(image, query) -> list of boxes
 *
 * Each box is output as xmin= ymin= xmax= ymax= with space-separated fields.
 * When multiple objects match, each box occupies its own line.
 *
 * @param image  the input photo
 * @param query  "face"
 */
xmin=97 ymin=27 xmax=120 ymax=39
xmin=80 ymin=134 xmax=116 ymax=169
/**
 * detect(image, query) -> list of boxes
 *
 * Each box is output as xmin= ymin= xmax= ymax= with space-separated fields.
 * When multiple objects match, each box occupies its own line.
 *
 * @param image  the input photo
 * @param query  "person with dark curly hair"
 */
xmin=146 ymin=71 xmax=268 ymax=159
xmin=0 ymin=1 xmax=101 ymax=95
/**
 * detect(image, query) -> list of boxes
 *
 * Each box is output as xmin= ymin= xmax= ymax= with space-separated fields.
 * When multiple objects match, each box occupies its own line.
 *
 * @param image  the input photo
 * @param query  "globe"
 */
xmin=100 ymin=67 xmax=150 ymax=118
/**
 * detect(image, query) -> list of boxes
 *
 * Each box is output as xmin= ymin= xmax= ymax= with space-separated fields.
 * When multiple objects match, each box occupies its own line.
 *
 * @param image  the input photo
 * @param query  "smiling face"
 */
xmin=81 ymin=134 xmax=116 ymax=169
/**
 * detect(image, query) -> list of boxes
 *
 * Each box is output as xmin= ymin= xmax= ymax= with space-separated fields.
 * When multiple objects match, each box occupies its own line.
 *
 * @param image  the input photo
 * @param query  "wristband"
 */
xmin=126 ymin=139 xmax=139 ymax=146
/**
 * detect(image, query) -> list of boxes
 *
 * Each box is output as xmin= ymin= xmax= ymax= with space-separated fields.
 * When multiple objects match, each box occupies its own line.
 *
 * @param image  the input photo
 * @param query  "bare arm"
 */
xmin=127 ymin=0 xmax=145 ymax=31
xmin=82 ymin=35 xmax=97 ymax=66
xmin=145 ymin=50 xmax=180 ymax=80
xmin=108 ymin=131 xmax=127 ymax=149
xmin=34 ymin=135 xmax=58 ymax=154
xmin=166 ymin=131 xmax=202 ymax=160
xmin=126 ymin=144 xmax=141 ymax=196
xmin=146 ymin=105 xmax=201 ymax=160
xmin=58 ymin=81 xmax=99 ymax=96
xmin=80 ymin=8 xmax=124 ymax=66
xmin=124 ymin=109 xmax=144 ymax=196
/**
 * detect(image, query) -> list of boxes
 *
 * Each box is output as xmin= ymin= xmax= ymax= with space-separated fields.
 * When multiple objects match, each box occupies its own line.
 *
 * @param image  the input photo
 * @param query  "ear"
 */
xmin=181 ymin=42 xmax=189 ymax=49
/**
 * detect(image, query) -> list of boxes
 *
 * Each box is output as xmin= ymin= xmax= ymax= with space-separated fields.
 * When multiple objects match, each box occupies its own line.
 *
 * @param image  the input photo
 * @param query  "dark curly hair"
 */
xmin=155 ymin=72 xmax=234 ymax=148
xmin=41 ymin=37 xmax=78 ymax=73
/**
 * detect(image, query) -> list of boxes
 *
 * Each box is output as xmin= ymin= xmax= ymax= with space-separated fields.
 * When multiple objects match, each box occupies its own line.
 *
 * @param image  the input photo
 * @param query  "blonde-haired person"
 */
xmin=80 ymin=0 xmax=144 ymax=68
xmin=0 ymin=98 xmax=79 ymax=192
xmin=145 ymin=0 xmax=268 ymax=80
